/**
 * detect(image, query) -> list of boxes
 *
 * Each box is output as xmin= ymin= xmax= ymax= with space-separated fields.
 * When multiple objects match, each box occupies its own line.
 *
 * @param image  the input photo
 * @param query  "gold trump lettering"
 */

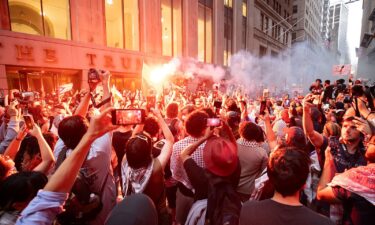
xmin=86 ymin=53 xmax=97 ymax=66
xmin=44 ymin=49 xmax=57 ymax=63
xmin=104 ymin=55 xmax=115 ymax=68
xmin=15 ymin=45 xmax=34 ymax=61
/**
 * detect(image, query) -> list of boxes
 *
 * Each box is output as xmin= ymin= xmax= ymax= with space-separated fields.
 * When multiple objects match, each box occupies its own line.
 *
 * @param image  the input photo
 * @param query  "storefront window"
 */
xmin=105 ymin=0 xmax=140 ymax=51
xmin=110 ymin=74 xmax=141 ymax=91
xmin=6 ymin=67 xmax=81 ymax=94
xmin=198 ymin=2 xmax=213 ymax=63
xmin=161 ymin=0 xmax=182 ymax=57
xmin=8 ymin=0 xmax=71 ymax=40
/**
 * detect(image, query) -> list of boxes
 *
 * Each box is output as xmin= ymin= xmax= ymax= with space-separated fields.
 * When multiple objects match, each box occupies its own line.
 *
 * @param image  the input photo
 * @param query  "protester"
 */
xmin=0 ymin=69 xmax=374 ymax=225
xmin=236 ymin=121 xmax=268 ymax=202
xmin=240 ymin=147 xmax=334 ymax=225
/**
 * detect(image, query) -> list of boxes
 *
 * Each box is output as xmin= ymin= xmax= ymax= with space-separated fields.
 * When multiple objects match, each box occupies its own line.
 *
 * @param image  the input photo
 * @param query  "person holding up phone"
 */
xmin=121 ymin=106 xmax=174 ymax=225
xmin=0 ymin=104 xmax=20 ymax=154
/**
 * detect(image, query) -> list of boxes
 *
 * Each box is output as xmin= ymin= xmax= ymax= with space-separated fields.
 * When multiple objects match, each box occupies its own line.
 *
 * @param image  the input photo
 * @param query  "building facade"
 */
xmin=321 ymin=0 xmax=330 ymax=41
xmin=251 ymin=0 xmax=293 ymax=57
xmin=0 ymin=0 xmax=295 ymax=94
xmin=291 ymin=0 xmax=324 ymax=45
xmin=357 ymin=0 xmax=375 ymax=79
xmin=327 ymin=0 xmax=350 ymax=64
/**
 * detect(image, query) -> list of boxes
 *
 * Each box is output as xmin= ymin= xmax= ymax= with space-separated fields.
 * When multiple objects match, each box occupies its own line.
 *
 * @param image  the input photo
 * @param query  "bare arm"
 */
xmin=153 ymin=108 xmax=174 ymax=169
xmin=74 ymin=92 xmax=91 ymax=117
xmin=317 ymin=147 xmax=341 ymax=203
xmin=261 ymin=110 xmax=277 ymax=151
xmin=44 ymin=107 xmax=118 ymax=193
xmin=100 ymin=71 xmax=112 ymax=111
xmin=30 ymin=125 xmax=56 ymax=175
xmin=180 ymin=128 xmax=212 ymax=162
xmin=3 ymin=126 xmax=28 ymax=160
xmin=303 ymin=94 xmax=324 ymax=148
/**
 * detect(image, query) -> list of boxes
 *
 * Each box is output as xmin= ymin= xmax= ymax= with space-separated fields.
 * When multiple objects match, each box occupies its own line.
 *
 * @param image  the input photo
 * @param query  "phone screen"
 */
xmin=259 ymin=101 xmax=267 ymax=115
xmin=112 ymin=109 xmax=145 ymax=125
xmin=207 ymin=118 xmax=221 ymax=127
xmin=23 ymin=115 xmax=34 ymax=129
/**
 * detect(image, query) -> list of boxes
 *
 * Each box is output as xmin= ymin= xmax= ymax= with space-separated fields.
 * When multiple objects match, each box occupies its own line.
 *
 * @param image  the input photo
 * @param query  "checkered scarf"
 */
xmin=123 ymin=160 xmax=154 ymax=196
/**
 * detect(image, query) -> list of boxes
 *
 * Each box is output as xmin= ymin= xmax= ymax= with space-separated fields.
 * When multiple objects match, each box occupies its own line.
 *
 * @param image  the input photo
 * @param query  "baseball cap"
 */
xmin=203 ymin=137 xmax=238 ymax=177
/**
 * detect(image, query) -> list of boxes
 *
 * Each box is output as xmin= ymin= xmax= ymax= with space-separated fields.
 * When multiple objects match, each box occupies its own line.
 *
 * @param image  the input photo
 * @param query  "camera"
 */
xmin=88 ymin=68 xmax=102 ymax=84
xmin=111 ymin=109 xmax=146 ymax=125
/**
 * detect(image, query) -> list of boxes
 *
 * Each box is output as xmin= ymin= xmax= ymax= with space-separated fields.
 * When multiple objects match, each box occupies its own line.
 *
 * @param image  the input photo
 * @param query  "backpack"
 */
xmin=205 ymin=179 xmax=242 ymax=225
xmin=54 ymin=147 xmax=108 ymax=225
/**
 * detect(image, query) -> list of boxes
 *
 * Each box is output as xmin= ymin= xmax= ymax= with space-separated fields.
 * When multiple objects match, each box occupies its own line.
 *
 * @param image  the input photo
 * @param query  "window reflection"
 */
xmin=105 ymin=0 xmax=124 ymax=48
xmin=105 ymin=0 xmax=140 ymax=50
xmin=8 ymin=0 xmax=71 ymax=40
xmin=161 ymin=0 xmax=182 ymax=57
xmin=198 ymin=3 xmax=212 ymax=63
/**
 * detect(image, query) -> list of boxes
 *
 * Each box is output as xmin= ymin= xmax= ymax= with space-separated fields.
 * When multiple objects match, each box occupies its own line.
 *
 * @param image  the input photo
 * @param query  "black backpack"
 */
xmin=205 ymin=178 xmax=242 ymax=225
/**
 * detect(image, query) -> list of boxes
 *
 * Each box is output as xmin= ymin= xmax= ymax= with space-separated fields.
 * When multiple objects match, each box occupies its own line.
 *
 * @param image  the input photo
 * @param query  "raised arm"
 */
xmin=3 ymin=126 xmax=28 ymax=160
xmin=153 ymin=108 xmax=174 ymax=169
xmin=316 ymin=147 xmax=340 ymax=203
xmin=180 ymin=128 xmax=212 ymax=162
xmin=261 ymin=109 xmax=277 ymax=151
xmin=29 ymin=125 xmax=56 ymax=175
xmin=302 ymin=94 xmax=324 ymax=148
xmin=74 ymin=91 xmax=91 ymax=117
xmin=44 ymin=107 xmax=117 ymax=193
xmin=100 ymin=70 xmax=112 ymax=111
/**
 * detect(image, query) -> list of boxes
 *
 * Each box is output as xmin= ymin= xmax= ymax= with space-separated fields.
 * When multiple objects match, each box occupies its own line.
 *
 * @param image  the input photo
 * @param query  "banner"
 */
xmin=332 ymin=64 xmax=351 ymax=76
xmin=58 ymin=83 xmax=73 ymax=94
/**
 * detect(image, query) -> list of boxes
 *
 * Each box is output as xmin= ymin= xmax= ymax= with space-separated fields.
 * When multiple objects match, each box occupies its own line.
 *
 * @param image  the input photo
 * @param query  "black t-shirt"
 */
xmin=240 ymin=199 xmax=334 ymax=225
xmin=332 ymin=187 xmax=375 ymax=225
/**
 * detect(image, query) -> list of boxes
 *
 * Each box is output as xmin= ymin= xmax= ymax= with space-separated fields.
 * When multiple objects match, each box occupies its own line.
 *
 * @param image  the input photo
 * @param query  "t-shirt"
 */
xmin=332 ymin=187 xmax=375 ymax=225
xmin=54 ymin=133 xmax=116 ymax=225
xmin=240 ymin=199 xmax=334 ymax=225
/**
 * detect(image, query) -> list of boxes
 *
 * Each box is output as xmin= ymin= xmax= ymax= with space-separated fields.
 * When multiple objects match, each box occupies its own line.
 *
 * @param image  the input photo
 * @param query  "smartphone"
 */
xmin=23 ymin=115 xmax=34 ymax=129
xmin=88 ymin=68 xmax=101 ymax=84
xmin=207 ymin=118 xmax=221 ymax=127
xmin=214 ymin=100 xmax=222 ymax=109
xmin=259 ymin=100 xmax=267 ymax=115
xmin=111 ymin=109 xmax=146 ymax=125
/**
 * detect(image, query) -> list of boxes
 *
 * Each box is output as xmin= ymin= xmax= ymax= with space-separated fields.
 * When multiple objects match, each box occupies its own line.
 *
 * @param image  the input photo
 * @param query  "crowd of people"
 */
xmin=0 ymin=70 xmax=374 ymax=225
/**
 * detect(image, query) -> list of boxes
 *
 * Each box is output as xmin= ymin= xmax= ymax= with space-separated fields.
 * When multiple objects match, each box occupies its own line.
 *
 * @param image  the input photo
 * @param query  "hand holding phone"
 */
xmin=112 ymin=109 xmax=146 ymax=125
xmin=23 ymin=115 xmax=34 ymax=130
xmin=259 ymin=101 xmax=267 ymax=115
xmin=207 ymin=118 xmax=221 ymax=127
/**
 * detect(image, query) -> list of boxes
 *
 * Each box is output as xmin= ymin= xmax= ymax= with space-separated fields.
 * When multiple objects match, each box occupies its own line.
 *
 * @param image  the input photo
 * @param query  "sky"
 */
xmin=345 ymin=0 xmax=363 ymax=65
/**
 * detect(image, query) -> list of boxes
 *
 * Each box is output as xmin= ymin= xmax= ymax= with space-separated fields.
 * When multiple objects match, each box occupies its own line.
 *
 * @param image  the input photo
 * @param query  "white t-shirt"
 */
xmin=54 ymin=133 xmax=116 ymax=225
